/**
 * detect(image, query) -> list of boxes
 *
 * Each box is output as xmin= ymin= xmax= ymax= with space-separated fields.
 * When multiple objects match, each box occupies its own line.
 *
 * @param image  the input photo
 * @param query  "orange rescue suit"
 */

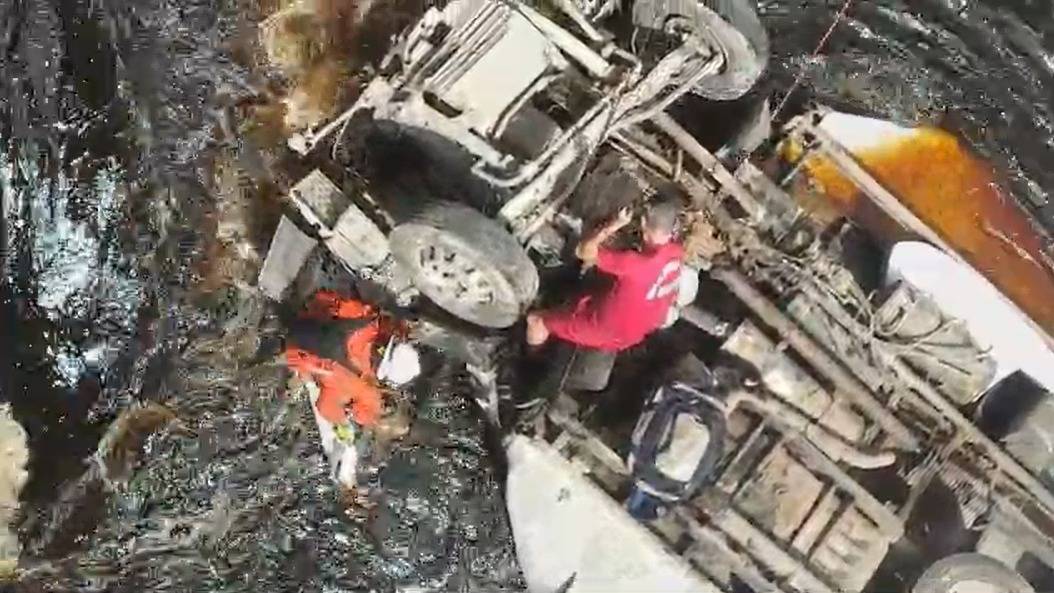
xmin=285 ymin=291 xmax=392 ymax=427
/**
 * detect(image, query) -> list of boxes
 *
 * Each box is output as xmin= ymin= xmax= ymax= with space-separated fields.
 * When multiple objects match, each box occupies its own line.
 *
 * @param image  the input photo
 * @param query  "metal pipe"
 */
xmin=887 ymin=355 xmax=1054 ymax=517
xmin=548 ymin=0 xmax=607 ymax=44
xmin=728 ymin=390 xmax=897 ymax=470
xmin=651 ymin=113 xmax=765 ymax=221
xmin=609 ymin=133 xmax=717 ymax=209
xmin=783 ymin=436 xmax=905 ymax=541
xmin=512 ymin=2 xmax=612 ymax=79
xmin=678 ymin=304 xmax=729 ymax=336
xmin=711 ymin=267 xmax=921 ymax=451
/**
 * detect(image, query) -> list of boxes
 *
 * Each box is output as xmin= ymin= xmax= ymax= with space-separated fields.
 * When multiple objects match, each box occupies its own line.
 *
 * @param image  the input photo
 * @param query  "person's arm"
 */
xmin=575 ymin=207 xmax=633 ymax=267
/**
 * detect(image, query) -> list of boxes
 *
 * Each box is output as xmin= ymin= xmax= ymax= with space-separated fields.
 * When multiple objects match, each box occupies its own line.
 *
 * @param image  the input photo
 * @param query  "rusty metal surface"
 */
xmin=792 ymin=121 xmax=1054 ymax=346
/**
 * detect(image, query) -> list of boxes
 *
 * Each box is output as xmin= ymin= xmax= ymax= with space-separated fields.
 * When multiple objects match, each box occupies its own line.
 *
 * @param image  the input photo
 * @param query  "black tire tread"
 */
xmin=913 ymin=553 xmax=1035 ymax=593
xmin=634 ymin=0 xmax=768 ymax=100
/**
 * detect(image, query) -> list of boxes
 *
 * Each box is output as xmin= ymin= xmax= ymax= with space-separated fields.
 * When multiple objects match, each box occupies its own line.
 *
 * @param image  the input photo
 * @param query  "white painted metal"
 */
xmin=257 ymin=215 xmax=317 ymax=300
xmin=505 ymin=435 xmax=720 ymax=593
xmin=887 ymin=240 xmax=1054 ymax=394
xmin=437 ymin=11 xmax=553 ymax=136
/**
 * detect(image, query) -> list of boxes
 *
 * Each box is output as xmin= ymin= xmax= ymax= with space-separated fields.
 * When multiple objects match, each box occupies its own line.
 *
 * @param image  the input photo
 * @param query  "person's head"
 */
xmin=641 ymin=200 xmax=679 ymax=246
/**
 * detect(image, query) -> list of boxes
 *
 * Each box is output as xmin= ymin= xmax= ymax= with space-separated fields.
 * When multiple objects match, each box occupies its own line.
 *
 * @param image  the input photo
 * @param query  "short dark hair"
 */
xmin=643 ymin=200 xmax=679 ymax=234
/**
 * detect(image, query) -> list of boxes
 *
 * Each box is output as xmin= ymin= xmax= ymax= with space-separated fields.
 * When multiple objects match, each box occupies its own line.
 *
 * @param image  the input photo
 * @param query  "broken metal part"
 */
xmin=712 ymin=267 xmax=921 ymax=451
xmin=257 ymin=215 xmax=317 ymax=301
xmin=726 ymin=389 xmax=896 ymax=470
xmin=887 ymin=355 xmax=1054 ymax=517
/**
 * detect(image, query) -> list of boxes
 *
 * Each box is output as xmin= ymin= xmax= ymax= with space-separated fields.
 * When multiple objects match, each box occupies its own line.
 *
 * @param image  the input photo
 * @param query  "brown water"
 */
xmin=801 ymin=127 xmax=1054 ymax=338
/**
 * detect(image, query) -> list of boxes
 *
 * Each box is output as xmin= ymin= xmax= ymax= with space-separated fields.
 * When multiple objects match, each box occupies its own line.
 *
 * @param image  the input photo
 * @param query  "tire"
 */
xmin=978 ymin=372 xmax=1054 ymax=481
xmin=913 ymin=553 xmax=1035 ymax=593
xmin=633 ymin=0 xmax=768 ymax=100
xmin=389 ymin=203 xmax=538 ymax=328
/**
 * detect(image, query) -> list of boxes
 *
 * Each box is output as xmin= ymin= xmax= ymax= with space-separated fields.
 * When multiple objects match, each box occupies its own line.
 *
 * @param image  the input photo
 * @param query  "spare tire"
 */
xmin=389 ymin=202 xmax=538 ymax=328
xmin=633 ymin=0 xmax=768 ymax=100
xmin=913 ymin=553 xmax=1035 ymax=593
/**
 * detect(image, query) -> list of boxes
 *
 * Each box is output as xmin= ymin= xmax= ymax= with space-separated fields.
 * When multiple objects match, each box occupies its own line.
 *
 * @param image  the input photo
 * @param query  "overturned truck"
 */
xmin=257 ymin=0 xmax=1054 ymax=591
xmin=509 ymin=108 xmax=1054 ymax=593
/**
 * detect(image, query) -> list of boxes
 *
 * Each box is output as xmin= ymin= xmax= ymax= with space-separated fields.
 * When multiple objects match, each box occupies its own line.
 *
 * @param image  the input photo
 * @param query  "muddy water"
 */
xmin=799 ymin=128 xmax=1054 ymax=340
xmin=1 ymin=0 xmax=1053 ymax=590
xmin=760 ymin=0 xmax=1054 ymax=230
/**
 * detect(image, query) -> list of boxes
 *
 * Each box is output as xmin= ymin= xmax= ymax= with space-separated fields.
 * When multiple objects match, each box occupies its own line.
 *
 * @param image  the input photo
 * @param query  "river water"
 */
xmin=1 ymin=0 xmax=1052 ymax=590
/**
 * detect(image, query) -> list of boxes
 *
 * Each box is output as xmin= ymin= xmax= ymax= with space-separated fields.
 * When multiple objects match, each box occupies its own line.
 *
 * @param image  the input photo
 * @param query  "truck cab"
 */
xmin=264 ymin=0 xmax=767 ymax=328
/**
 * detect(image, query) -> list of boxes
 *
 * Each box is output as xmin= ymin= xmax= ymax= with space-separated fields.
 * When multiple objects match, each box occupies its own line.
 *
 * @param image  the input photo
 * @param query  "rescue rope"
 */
xmin=772 ymin=0 xmax=855 ymax=119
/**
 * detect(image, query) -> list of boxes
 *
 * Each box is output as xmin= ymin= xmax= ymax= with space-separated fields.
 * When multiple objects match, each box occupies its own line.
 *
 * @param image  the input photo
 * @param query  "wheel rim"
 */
xmin=948 ymin=581 xmax=1002 ymax=593
xmin=417 ymin=241 xmax=502 ymax=308
xmin=392 ymin=225 xmax=523 ymax=327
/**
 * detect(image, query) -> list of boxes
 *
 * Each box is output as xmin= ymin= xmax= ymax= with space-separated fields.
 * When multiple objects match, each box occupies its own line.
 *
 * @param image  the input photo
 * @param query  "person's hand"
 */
xmin=612 ymin=206 xmax=634 ymax=229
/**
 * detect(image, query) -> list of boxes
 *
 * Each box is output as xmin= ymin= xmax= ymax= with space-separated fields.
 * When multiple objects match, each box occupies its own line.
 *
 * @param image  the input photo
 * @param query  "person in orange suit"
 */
xmin=284 ymin=290 xmax=402 ymax=430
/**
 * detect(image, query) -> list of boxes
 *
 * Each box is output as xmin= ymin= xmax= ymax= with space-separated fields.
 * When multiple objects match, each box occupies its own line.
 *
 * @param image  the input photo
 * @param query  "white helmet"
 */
xmin=377 ymin=340 xmax=422 ymax=386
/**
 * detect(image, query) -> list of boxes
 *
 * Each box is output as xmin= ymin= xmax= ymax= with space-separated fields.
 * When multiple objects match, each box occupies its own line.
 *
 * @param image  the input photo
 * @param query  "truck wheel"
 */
xmin=389 ymin=203 xmax=538 ymax=328
xmin=913 ymin=553 xmax=1034 ymax=593
xmin=634 ymin=0 xmax=768 ymax=100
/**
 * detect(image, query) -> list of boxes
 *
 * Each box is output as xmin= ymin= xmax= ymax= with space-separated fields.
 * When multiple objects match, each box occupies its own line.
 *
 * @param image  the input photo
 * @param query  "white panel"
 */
xmin=506 ymin=436 xmax=718 ymax=593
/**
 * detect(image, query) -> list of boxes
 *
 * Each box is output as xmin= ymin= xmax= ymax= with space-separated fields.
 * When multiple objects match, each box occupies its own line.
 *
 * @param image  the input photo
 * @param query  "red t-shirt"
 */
xmin=544 ymin=242 xmax=684 ymax=351
xmin=594 ymin=242 xmax=684 ymax=344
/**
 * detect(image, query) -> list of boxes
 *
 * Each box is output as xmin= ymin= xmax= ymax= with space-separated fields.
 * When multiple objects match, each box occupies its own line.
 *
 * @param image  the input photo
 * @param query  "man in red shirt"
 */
xmin=526 ymin=200 xmax=684 ymax=352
